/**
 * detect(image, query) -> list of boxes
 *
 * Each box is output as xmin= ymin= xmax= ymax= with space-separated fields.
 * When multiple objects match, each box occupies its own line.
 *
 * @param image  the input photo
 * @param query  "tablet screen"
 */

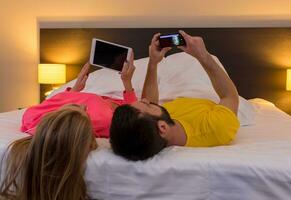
xmin=92 ymin=40 xmax=129 ymax=71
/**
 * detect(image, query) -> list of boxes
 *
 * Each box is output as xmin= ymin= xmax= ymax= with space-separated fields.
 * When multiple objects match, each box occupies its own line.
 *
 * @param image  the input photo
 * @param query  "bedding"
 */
xmin=0 ymin=99 xmax=290 ymax=200
xmin=84 ymin=99 xmax=291 ymax=200
xmin=1 ymin=53 xmax=289 ymax=199
xmin=48 ymin=53 xmax=255 ymax=126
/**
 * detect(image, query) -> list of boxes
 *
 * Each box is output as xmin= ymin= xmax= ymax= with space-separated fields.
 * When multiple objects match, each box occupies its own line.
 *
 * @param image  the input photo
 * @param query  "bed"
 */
xmin=1 ymin=51 xmax=291 ymax=199
xmin=1 ymin=28 xmax=291 ymax=199
xmin=85 ymin=99 xmax=291 ymax=200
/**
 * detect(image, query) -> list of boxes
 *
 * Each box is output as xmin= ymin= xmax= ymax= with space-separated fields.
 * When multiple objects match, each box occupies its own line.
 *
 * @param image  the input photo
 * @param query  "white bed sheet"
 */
xmin=85 ymin=99 xmax=291 ymax=200
xmin=0 ymin=99 xmax=291 ymax=200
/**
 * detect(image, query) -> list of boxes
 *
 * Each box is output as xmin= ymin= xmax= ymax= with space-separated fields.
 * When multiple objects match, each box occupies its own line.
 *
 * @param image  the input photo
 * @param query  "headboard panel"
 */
xmin=40 ymin=28 xmax=291 ymax=114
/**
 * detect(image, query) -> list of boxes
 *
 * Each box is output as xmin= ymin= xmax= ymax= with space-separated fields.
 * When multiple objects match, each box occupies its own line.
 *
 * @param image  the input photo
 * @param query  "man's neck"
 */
xmin=167 ymin=120 xmax=187 ymax=146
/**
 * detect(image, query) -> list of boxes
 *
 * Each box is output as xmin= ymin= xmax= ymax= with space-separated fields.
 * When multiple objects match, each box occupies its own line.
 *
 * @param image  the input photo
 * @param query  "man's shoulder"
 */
xmin=163 ymin=97 xmax=214 ymax=106
xmin=162 ymin=97 xmax=218 ymax=119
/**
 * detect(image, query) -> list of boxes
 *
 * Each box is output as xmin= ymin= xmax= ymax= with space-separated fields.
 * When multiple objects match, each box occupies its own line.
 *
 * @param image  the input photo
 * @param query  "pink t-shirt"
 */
xmin=21 ymin=89 xmax=137 ymax=138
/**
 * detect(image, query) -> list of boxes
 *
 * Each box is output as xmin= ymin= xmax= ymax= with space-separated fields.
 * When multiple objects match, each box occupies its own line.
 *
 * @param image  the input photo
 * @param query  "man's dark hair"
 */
xmin=110 ymin=104 xmax=171 ymax=161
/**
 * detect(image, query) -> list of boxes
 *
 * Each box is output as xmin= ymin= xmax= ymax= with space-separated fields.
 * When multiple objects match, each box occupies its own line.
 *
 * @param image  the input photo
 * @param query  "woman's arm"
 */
xmin=71 ymin=62 xmax=90 ymax=92
xmin=120 ymin=52 xmax=136 ymax=92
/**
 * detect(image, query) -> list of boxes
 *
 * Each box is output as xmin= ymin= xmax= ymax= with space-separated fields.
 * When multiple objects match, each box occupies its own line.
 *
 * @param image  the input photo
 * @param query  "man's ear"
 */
xmin=157 ymin=120 xmax=170 ymax=138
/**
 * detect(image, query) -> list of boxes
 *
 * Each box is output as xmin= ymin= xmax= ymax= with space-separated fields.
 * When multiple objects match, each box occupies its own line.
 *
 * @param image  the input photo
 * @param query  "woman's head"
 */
xmin=1 ymin=104 xmax=97 ymax=200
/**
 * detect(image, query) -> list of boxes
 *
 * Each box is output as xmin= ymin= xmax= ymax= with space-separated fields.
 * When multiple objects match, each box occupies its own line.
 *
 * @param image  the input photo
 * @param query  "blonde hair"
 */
xmin=0 ymin=105 xmax=97 ymax=200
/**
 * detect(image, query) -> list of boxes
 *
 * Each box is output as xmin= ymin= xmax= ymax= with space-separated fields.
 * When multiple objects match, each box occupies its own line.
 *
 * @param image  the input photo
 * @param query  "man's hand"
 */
xmin=178 ymin=30 xmax=239 ymax=114
xmin=140 ymin=33 xmax=171 ymax=103
xmin=149 ymin=33 xmax=171 ymax=65
xmin=71 ymin=62 xmax=90 ymax=92
xmin=178 ymin=30 xmax=210 ymax=63
xmin=121 ymin=52 xmax=136 ymax=91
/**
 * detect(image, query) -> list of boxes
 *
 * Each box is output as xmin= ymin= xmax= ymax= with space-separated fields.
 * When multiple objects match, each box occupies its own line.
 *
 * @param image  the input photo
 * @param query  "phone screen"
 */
xmin=159 ymin=33 xmax=185 ymax=48
xmin=92 ymin=40 xmax=129 ymax=71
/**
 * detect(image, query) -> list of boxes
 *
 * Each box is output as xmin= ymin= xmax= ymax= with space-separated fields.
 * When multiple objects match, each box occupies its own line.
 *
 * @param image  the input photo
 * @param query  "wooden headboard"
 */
xmin=40 ymin=28 xmax=291 ymax=114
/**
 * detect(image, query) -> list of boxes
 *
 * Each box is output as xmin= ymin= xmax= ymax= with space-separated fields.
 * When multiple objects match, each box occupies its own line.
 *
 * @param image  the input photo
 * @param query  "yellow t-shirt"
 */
xmin=163 ymin=98 xmax=240 ymax=147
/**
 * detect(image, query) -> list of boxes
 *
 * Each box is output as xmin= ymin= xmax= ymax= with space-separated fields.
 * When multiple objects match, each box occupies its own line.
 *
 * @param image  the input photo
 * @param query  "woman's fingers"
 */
xmin=128 ymin=64 xmax=136 ymax=74
xmin=79 ymin=62 xmax=90 ymax=78
xmin=121 ymin=61 xmax=129 ymax=75
xmin=130 ymin=51 xmax=134 ymax=62
xmin=81 ymin=75 xmax=88 ymax=85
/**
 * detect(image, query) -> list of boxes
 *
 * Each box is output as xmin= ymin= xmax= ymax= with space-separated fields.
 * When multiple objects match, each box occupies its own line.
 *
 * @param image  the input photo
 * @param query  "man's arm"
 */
xmin=141 ymin=33 xmax=171 ymax=104
xmin=178 ymin=30 xmax=239 ymax=114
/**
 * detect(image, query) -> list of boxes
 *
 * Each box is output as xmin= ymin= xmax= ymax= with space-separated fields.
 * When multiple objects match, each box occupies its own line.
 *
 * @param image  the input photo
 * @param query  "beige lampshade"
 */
xmin=38 ymin=64 xmax=66 ymax=84
xmin=287 ymin=69 xmax=291 ymax=91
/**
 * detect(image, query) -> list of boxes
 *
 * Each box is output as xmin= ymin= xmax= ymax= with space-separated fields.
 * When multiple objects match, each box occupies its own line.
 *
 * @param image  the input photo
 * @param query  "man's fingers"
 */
xmin=179 ymin=30 xmax=191 ymax=44
xmin=151 ymin=33 xmax=161 ymax=44
xmin=161 ymin=47 xmax=172 ymax=55
xmin=154 ymin=40 xmax=160 ymax=47
xmin=177 ymin=46 xmax=187 ymax=52
xmin=179 ymin=30 xmax=189 ymax=37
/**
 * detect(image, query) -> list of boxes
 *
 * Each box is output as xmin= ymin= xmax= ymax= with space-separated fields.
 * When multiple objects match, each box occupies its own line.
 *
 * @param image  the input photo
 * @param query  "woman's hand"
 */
xmin=72 ymin=62 xmax=90 ymax=92
xmin=121 ymin=52 xmax=136 ymax=91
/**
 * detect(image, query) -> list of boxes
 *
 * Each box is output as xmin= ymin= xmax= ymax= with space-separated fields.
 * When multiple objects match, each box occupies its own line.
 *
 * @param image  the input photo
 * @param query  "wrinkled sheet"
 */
xmin=85 ymin=99 xmax=291 ymax=200
xmin=0 ymin=99 xmax=291 ymax=200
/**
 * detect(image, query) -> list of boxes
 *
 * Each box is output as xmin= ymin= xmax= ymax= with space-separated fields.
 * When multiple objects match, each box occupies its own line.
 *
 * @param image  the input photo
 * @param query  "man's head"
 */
xmin=110 ymin=98 xmax=175 ymax=161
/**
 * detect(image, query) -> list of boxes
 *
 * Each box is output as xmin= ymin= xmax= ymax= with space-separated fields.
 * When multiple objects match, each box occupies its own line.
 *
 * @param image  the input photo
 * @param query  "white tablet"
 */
xmin=90 ymin=38 xmax=132 ymax=72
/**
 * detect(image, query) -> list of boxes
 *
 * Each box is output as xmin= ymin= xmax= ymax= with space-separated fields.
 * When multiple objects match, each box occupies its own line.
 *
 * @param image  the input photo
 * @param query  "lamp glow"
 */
xmin=38 ymin=64 xmax=66 ymax=84
xmin=287 ymin=69 xmax=291 ymax=91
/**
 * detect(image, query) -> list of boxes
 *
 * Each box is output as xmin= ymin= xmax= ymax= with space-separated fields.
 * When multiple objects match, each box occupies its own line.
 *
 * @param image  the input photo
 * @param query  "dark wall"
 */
xmin=40 ymin=28 xmax=291 ymax=114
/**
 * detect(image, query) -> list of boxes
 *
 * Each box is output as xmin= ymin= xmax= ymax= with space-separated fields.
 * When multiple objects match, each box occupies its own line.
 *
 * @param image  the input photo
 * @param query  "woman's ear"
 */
xmin=157 ymin=120 xmax=170 ymax=138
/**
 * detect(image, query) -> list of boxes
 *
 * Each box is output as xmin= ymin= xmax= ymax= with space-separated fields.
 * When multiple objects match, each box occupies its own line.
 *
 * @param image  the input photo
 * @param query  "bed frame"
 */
xmin=40 ymin=28 xmax=291 ymax=114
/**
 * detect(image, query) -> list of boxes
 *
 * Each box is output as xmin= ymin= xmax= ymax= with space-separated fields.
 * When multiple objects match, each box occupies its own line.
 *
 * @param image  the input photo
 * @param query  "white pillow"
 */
xmin=47 ymin=68 xmax=123 ymax=99
xmin=47 ymin=57 xmax=166 ymax=100
xmin=48 ymin=53 xmax=254 ymax=126
xmin=158 ymin=52 xmax=255 ymax=126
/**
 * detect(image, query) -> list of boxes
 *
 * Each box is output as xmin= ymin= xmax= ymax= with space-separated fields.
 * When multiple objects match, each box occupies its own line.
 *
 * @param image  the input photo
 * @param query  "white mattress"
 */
xmin=0 ymin=99 xmax=291 ymax=200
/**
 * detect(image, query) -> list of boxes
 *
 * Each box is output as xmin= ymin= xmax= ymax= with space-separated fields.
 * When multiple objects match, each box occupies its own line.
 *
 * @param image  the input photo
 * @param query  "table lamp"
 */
xmin=287 ymin=69 xmax=291 ymax=91
xmin=38 ymin=64 xmax=66 ymax=96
